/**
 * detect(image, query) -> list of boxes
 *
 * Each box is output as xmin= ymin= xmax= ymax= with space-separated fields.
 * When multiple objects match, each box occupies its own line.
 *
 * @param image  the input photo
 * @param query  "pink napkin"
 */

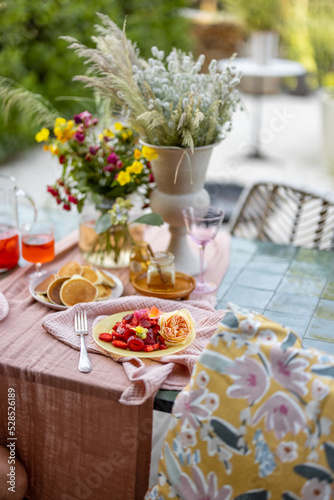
xmin=42 ymin=295 xmax=225 ymax=405
xmin=0 ymin=292 xmax=9 ymax=321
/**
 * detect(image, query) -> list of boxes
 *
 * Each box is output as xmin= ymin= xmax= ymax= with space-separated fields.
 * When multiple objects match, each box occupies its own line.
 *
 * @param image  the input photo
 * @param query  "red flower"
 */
xmin=116 ymin=160 xmax=124 ymax=169
xmin=59 ymin=155 xmax=66 ymax=164
xmin=47 ymin=185 xmax=58 ymax=197
xmin=107 ymin=152 xmax=119 ymax=164
xmin=63 ymin=203 xmax=71 ymax=211
xmin=73 ymin=131 xmax=85 ymax=143
xmin=56 ymin=197 xmax=62 ymax=205
xmin=148 ymin=173 xmax=155 ymax=183
xmin=103 ymin=165 xmax=114 ymax=173
xmin=89 ymin=146 xmax=99 ymax=155
xmin=68 ymin=195 xmax=78 ymax=204
xmin=57 ymin=178 xmax=65 ymax=187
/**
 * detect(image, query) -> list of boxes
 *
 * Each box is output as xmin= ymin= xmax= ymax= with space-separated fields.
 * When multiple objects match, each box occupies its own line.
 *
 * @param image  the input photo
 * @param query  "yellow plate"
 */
xmin=92 ymin=310 xmax=196 ymax=358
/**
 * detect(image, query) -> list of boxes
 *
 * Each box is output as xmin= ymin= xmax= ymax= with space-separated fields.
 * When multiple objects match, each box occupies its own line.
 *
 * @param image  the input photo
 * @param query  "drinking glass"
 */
xmin=20 ymin=220 xmax=55 ymax=279
xmin=182 ymin=206 xmax=224 ymax=294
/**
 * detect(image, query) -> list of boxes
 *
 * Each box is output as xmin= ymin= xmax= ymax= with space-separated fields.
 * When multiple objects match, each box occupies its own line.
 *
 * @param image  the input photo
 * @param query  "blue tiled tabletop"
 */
xmin=156 ymin=236 xmax=334 ymax=411
xmin=217 ymin=237 xmax=334 ymax=354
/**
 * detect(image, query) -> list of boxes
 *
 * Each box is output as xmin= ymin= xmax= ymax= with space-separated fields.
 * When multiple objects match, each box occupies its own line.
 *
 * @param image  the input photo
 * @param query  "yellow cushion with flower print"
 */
xmin=146 ymin=303 xmax=334 ymax=500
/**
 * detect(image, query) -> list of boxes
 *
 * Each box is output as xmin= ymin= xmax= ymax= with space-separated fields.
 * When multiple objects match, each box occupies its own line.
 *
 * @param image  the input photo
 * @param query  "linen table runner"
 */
xmin=0 ymin=227 xmax=229 ymax=500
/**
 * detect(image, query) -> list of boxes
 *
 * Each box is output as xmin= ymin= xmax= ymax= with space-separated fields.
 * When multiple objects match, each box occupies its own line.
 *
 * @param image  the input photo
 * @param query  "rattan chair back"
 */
xmin=229 ymin=181 xmax=334 ymax=250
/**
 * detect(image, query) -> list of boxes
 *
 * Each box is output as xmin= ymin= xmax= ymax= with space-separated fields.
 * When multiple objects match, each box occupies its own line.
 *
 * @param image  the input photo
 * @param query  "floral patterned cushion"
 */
xmin=146 ymin=304 xmax=334 ymax=500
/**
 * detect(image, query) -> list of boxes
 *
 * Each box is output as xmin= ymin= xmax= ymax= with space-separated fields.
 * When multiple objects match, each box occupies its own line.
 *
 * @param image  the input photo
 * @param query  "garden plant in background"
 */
xmin=0 ymin=0 xmax=191 ymax=162
xmin=36 ymin=110 xmax=162 ymax=266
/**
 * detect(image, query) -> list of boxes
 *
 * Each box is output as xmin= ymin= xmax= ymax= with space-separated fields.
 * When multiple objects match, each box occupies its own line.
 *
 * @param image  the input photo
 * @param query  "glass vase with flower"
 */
xmin=36 ymin=111 xmax=162 ymax=267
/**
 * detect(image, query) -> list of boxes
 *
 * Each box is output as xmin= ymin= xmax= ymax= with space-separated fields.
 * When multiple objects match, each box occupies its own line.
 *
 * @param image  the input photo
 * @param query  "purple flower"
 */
xmin=73 ymin=131 xmax=85 ymax=143
xmin=226 ymin=356 xmax=269 ymax=404
xmin=103 ymin=165 xmax=115 ymax=173
xmin=107 ymin=152 xmax=120 ymax=164
xmin=89 ymin=146 xmax=100 ymax=155
xmin=173 ymin=389 xmax=210 ymax=430
xmin=73 ymin=114 xmax=83 ymax=124
xmin=252 ymin=391 xmax=307 ymax=439
xmin=270 ymin=346 xmax=310 ymax=397
xmin=116 ymin=160 xmax=124 ymax=169
xmin=78 ymin=111 xmax=92 ymax=126
xmin=174 ymin=466 xmax=232 ymax=500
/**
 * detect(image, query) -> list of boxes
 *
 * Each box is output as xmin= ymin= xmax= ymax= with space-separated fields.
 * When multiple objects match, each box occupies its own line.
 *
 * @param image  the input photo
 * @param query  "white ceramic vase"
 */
xmin=146 ymin=143 xmax=216 ymax=275
xmin=249 ymin=31 xmax=279 ymax=65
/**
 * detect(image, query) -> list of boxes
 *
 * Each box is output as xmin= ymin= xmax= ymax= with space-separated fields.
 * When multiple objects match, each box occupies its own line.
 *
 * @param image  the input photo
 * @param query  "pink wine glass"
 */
xmin=182 ymin=206 xmax=224 ymax=294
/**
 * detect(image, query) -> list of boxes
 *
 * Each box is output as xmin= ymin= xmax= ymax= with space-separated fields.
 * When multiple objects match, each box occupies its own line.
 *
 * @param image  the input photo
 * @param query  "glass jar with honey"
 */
xmin=147 ymin=252 xmax=175 ymax=292
xmin=129 ymin=241 xmax=150 ymax=282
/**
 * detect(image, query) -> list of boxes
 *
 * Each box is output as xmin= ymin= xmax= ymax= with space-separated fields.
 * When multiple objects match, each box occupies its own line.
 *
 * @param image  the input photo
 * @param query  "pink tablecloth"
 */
xmin=0 ymin=228 xmax=230 ymax=500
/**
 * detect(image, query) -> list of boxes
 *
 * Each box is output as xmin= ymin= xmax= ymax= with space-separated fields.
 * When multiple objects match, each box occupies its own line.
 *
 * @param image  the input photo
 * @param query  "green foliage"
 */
xmin=225 ymin=0 xmax=285 ymax=32
xmin=0 ymin=0 xmax=191 ymax=162
xmin=307 ymin=0 xmax=334 ymax=88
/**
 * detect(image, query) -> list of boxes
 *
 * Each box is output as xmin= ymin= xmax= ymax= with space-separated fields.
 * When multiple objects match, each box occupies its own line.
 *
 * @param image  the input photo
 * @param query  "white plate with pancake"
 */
xmin=29 ymin=269 xmax=124 ymax=310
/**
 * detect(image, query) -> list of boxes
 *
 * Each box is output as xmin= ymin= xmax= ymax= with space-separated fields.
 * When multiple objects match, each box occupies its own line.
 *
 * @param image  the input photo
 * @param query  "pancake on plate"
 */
xmin=34 ymin=273 xmax=57 ymax=294
xmin=81 ymin=265 xmax=99 ymax=284
xmin=47 ymin=277 xmax=70 ymax=305
xmin=58 ymin=261 xmax=83 ymax=277
xmin=60 ymin=276 xmax=97 ymax=307
xmin=95 ymin=284 xmax=112 ymax=301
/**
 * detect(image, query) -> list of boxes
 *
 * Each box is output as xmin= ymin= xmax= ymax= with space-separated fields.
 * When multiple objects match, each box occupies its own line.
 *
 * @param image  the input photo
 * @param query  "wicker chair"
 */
xmin=229 ymin=181 xmax=334 ymax=250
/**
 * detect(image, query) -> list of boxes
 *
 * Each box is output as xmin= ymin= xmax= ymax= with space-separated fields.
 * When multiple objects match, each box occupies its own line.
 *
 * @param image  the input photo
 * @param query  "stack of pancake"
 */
xmin=34 ymin=261 xmax=116 ymax=307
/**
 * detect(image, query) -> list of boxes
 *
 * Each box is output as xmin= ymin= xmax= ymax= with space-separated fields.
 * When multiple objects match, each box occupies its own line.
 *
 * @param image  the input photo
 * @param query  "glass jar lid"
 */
xmin=150 ymin=251 xmax=174 ymax=265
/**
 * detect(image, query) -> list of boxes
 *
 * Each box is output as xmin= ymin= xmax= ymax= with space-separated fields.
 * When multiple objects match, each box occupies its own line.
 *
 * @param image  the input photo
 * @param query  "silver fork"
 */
xmin=74 ymin=311 xmax=92 ymax=373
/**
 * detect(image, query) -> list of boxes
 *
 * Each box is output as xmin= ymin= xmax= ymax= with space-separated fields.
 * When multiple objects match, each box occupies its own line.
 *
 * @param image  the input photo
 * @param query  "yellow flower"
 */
xmin=127 ymin=161 xmax=143 ymax=175
xmin=103 ymin=128 xmax=115 ymax=138
xmin=117 ymin=170 xmax=131 ymax=186
xmin=114 ymin=122 xmax=123 ymax=131
xmin=142 ymin=145 xmax=158 ymax=161
xmin=66 ymin=120 xmax=74 ymax=130
xmin=134 ymin=148 xmax=142 ymax=160
xmin=43 ymin=144 xmax=49 ymax=151
xmin=121 ymin=132 xmax=128 ymax=140
xmin=49 ymin=144 xmax=59 ymax=155
xmin=35 ymin=128 xmax=50 ymax=142
xmin=55 ymin=117 xmax=66 ymax=127
xmin=54 ymin=121 xmax=75 ymax=143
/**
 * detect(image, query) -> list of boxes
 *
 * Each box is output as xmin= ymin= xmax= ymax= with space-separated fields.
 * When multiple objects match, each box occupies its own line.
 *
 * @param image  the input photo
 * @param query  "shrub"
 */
xmin=0 ymin=0 xmax=191 ymax=162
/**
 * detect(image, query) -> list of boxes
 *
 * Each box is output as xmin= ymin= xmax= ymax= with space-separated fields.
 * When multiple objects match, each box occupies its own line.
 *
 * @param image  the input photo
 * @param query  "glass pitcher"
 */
xmin=0 ymin=175 xmax=37 ymax=272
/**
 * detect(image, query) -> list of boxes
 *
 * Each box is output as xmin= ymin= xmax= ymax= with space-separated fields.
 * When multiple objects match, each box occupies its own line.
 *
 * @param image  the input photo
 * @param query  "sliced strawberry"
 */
xmin=124 ymin=313 xmax=134 ymax=322
xmin=123 ymin=327 xmax=135 ymax=341
xmin=143 ymin=343 xmax=160 ymax=352
xmin=131 ymin=316 xmax=139 ymax=327
xmin=144 ymin=331 xmax=156 ymax=345
xmin=112 ymin=321 xmax=121 ymax=331
xmin=159 ymin=344 xmax=168 ymax=350
xmin=111 ymin=340 xmax=128 ymax=350
xmin=112 ymin=332 xmax=125 ymax=341
xmin=127 ymin=335 xmax=145 ymax=351
xmin=139 ymin=318 xmax=151 ymax=328
xmin=157 ymin=335 xmax=166 ymax=345
xmin=99 ymin=332 xmax=113 ymax=342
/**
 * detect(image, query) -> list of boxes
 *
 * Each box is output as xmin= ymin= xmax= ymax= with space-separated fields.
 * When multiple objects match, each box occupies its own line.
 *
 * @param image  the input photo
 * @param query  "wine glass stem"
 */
xmin=35 ymin=263 xmax=42 ymax=274
xmin=198 ymin=244 xmax=206 ymax=284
